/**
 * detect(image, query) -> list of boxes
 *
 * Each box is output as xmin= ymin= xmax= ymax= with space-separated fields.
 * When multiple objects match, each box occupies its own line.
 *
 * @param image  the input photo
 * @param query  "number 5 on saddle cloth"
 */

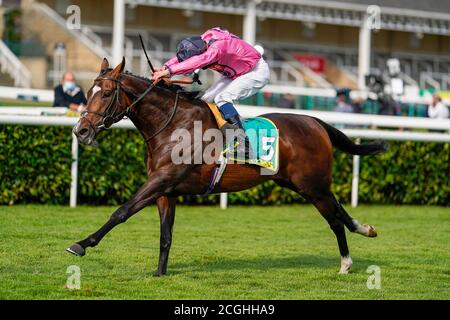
xmin=205 ymin=103 xmax=279 ymax=194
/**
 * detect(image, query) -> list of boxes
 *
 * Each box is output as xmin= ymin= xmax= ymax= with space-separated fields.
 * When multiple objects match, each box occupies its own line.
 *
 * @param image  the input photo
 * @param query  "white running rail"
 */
xmin=0 ymin=40 xmax=32 ymax=88
xmin=0 ymin=85 xmax=53 ymax=102
xmin=0 ymin=108 xmax=449 ymax=208
xmin=0 ymin=107 xmax=67 ymax=116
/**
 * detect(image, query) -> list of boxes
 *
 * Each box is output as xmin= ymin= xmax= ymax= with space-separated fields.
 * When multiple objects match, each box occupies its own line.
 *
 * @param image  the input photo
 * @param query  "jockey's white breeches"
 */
xmin=201 ymin=58 xmax=270 ymax=107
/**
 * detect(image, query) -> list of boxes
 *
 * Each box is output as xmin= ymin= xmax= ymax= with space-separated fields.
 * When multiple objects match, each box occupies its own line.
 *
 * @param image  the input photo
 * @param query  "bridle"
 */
xmin=82 ymin=75 xmax=154 ymax=130
xmin=81 ymin=75 xmax=179 ymax=142
xmin=80 ymin=37 xmax=200 ymax=142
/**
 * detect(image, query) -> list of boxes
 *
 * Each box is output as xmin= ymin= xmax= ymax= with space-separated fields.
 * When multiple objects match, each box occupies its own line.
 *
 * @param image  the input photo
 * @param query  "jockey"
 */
xmin=152 ymin=27 xmax=270 ymax=157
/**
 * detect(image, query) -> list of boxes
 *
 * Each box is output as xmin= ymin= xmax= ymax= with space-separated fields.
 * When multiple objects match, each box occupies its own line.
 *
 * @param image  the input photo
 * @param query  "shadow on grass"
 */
xmin=169 ymin=254 xmax=384 ymax=275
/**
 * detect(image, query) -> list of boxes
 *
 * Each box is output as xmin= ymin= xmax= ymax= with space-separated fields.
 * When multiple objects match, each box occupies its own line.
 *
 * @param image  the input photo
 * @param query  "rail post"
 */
xmin=220 ymin=193 xmax=228 ymax=209
xmin=70 ymin=132 xmax=78 ymax=208
xmin=351 ymin=138 xmax=361 ymax=208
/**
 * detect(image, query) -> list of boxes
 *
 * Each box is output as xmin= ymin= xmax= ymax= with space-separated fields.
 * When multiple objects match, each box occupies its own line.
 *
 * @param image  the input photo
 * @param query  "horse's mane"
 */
xmin=122 ymin=71 xmax=181 ymax=91
xmin=101 ymin=68 xmax=200 ymax=99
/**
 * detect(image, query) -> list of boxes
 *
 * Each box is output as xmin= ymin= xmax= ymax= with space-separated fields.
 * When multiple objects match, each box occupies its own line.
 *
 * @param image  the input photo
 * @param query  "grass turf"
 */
xmin=0 ymin=99 xmax=52 ymax=107
xmin=0 ymin=204 xmax=449 ymax=300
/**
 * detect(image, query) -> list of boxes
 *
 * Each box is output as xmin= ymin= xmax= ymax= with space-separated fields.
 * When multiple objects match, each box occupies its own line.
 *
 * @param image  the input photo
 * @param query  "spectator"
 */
xmin=53 ymin=71 xmax=87 ymax=112
xmin=378 ymin=94 xmax=401 ymax=116
xmin=351 ymin=97 xmax=364 ymax=114
xmin=334 ymin=91 xmax=353 ymax=113
xmin=263 ymin=91 xmax=273 ymax=106
xmin=276 ymin=93 xmax=295 ymax=109
xmin=428 ymin=94 xmax=449 ymax=119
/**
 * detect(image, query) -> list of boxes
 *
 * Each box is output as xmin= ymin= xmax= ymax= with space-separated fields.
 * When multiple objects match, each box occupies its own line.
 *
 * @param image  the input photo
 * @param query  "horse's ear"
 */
xmin=111 ymin=57 xmax=125 ymax=78
xmin=100 ymin=58 xmax=109 ymax=73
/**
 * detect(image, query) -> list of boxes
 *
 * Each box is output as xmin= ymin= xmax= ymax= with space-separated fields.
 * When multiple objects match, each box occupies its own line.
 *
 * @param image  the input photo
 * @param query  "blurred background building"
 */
xmin=1 ymin=0 xmax=450 ymax=116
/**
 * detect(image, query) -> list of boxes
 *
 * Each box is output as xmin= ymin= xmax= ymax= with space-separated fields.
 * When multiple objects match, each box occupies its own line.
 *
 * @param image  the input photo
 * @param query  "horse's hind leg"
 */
xmin=274 ymin=179 xmax=351 ymax=273
xmin=304 ymin=190 xmax=377 ymax=273
xmin=275 ymin=179 xmax=354 ymax=273
xmin=331 ymin=194 xmax=377 ymax=238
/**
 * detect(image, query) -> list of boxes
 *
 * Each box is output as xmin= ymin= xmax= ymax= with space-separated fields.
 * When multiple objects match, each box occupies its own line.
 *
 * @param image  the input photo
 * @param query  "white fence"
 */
xmin=0 ymin=86 xmax=54 ymax=102
xmin=0 ymin=81 xmax=444 ymax=105
xmin=0 ymin=106 xmax=449 ymax=208
xmin=0 ymin=107 xmax=67 ymax=116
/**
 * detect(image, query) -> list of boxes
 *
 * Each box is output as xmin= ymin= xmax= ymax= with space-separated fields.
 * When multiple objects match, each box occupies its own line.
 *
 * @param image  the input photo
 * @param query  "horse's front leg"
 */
xmin=66 ymin=173 xmax=171 ymax=257
xmin=154 ymin=196 xmax=176 ymax=276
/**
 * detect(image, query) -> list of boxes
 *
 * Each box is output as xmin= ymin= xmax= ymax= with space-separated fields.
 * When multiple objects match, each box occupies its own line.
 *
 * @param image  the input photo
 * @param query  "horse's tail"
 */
xmin=313 ymin=117 xmax=388 ymax=156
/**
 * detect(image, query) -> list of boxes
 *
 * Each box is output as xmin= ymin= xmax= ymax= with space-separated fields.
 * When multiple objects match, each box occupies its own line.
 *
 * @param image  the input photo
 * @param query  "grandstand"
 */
xmin=2 ymin=2 xmax=450 ymax=303
xmin=1 ymin=0 xmax=450 ymax=115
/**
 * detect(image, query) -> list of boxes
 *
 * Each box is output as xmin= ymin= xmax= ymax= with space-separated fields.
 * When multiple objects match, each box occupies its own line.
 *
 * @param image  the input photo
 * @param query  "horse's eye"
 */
xmin=103 ymin=91 xmax=112 ymax=98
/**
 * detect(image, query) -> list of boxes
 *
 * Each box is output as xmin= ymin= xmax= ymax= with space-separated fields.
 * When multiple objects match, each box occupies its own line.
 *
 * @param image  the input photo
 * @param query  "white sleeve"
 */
xmin=428 ymin=105 xmax=436 ymax=118
xmin=440 ymin=105 xmax=449 ymax=118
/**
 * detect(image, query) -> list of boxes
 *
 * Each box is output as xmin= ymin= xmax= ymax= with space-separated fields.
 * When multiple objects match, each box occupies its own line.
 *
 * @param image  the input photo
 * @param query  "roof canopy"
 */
xmin=127 ymin=0 xmax=450 ymax=35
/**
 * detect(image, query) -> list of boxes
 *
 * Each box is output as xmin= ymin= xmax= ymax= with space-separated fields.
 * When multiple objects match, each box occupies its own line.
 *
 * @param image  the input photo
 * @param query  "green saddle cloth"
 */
xmin=228 ymin=117 xmax=279 ymax=172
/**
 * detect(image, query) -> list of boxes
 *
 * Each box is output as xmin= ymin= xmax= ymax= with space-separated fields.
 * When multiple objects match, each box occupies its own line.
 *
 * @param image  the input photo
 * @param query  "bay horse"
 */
xmin=68 ymin=58 xmax=386 ymax=275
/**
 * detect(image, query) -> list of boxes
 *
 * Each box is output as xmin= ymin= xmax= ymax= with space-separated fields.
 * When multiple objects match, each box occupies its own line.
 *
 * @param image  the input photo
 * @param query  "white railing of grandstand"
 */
xmin=88 ymin=25 xmax=165 ymax=53
xmin=401 ymin=72 xmax=419 ymax=88
xmin=345 ymin=65 xmax=419 ymax=89
xmin=1 ymin=107 xmax=449 ymax=209
xmin=421 ymin=72 xmax=450 ymax=91
xmin=279 ymin=63 xmax=304 ymax=87
xmin=420 ymin=73 xmax=442 ymax=91
xmin=262 ymin=84 xmax=439 ymax=105
xmin=80 ymin=25 xmax=104 ymax=49
xmin=0 ymin=41 xmax=32 ymax=88
xmin=0 ymin=81 xmax=441 ymax=106
xmin=275 ymin=50 xmax=333 ymax=88
xmin=34 ymin=2 xmax=110 ymax=59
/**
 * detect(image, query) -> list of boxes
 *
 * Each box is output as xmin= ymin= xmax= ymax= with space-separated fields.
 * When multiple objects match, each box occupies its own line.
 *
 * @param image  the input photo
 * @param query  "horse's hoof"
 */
xmin=66 ymin=243 xmax=85 ymax=257
xmin=339 ymin=256 xmax=353 ymax=274
xmin=364 ymin=224 xmax=378 ymax=238
xmin=153 ymin=271 xmax=167 ymax=277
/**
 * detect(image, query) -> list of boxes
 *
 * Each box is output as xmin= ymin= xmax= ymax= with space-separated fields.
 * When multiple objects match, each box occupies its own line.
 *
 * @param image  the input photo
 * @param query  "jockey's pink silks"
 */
xmin=164 ymin=27 xmax=262 ymax=79
xmin=164 ymin=27 xmax=270 ymax=108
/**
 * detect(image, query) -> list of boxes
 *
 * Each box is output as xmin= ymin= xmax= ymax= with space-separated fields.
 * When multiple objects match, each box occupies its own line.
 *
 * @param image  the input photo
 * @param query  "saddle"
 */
xmin=205 ymin=103 xmax=280 ymax=194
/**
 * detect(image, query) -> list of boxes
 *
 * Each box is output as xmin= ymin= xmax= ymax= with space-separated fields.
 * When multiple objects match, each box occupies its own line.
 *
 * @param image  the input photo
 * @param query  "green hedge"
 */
xmin=0 ymin=125 xmax=449 ymax=206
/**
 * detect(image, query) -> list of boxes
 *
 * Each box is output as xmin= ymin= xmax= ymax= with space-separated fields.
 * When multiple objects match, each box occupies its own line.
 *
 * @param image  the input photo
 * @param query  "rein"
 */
xmin=145 ymin=92 xmax=179 ymax=143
